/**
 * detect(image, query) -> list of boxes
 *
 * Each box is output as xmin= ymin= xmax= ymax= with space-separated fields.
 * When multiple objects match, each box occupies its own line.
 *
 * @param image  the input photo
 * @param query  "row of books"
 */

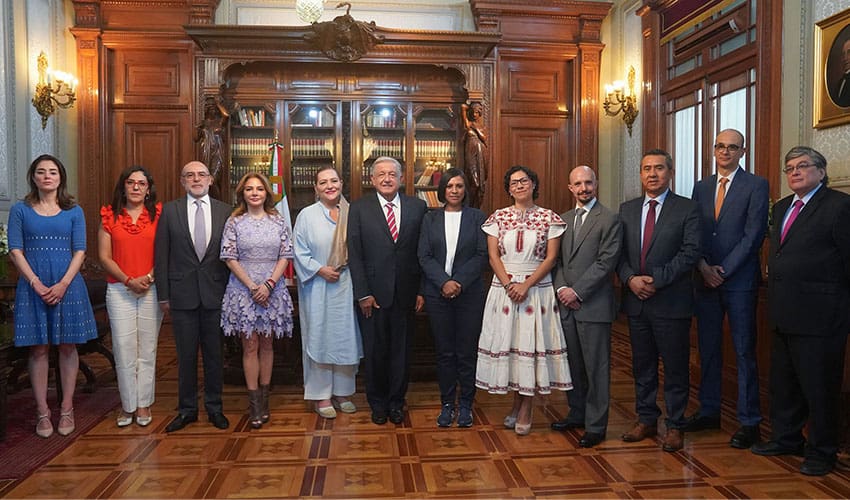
xmin=364 ymin=138 xmax=404 ymax=158
xmin=414 ymin=140 xmax=455 ymax=159
xmin=229 ymin=162 xmax=270 ymax=186
xmin=237 ymin=108 xmax=268 ymax=127
xmin=289 ymin=165 xmax=328 ymax=187
xmin=416 ymin=190 xmax=443 ymax=208
xmin=415 ymin=165 xmax=443 ymax=186
xmin=291 ymin=138 xmax=333 ymax=158
xmin=231 ymin=137 xmax=273 ymax=157
xmin=364 ymin=111 xmax=399 ymax=128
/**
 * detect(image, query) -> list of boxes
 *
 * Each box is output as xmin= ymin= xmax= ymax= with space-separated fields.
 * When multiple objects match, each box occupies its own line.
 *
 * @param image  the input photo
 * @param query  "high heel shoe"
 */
xmin=135 ymin=407 xmax=152 ymax=427
xmin=514 ymin=403 xmax=533 ymax=435
xmin=332 ymin=397 xmax=357 ymax=414
xmin=503 ymin=414 xmax=517 ymax=429
xmin=57 ymin=408 xmax=75 ymax=436
xmin=36 ymin=410 xmax=53 ymax=438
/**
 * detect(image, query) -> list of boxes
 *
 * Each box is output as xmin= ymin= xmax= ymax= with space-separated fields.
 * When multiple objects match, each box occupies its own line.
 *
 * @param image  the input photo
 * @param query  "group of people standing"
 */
xmin=7 ymin=130 xmax=849 ymax=478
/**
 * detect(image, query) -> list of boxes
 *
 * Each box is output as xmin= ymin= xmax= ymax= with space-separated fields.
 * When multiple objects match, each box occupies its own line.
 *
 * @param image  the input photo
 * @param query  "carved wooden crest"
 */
xmin=303 ymin=2 xmax=385 ymax=61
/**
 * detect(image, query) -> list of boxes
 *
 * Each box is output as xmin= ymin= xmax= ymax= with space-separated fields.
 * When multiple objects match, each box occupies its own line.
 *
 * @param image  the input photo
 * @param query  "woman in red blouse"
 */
xmin=98 ymin=166 xmax=163 ymax=427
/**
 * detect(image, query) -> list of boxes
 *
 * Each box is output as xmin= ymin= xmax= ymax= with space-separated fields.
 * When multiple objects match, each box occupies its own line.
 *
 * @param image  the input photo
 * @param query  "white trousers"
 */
xmin=302 ymin=350 xmax=357 ymax=400
xmin=106 ymin=282 xmax=163 ymax=412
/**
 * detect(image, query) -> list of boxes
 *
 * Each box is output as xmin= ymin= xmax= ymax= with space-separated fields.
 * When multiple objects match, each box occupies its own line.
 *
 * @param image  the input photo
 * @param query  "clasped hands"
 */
xmin=125 ymin=275 xmax=154 ymax=295
xmin=250 ymin=282 xmax=271 ymax=308
xmin=441 ymin=280 xmax=462 ymax=300
xmin=504 ymin=281 xmax=530 ymax=303
xmin=557 ymin=287 xmax=581 ymax=310
xmin=628 ymin=275 xmax=656 ymax=301
xmin=359 ymin=294 xmax=424 ymax=318
xmin=33 ymin=279 xmax=68 ymax=306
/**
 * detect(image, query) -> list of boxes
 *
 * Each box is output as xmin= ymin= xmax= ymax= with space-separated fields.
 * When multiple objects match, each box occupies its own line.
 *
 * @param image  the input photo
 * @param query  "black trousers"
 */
xmin=769 ymin=328 xmax=847 ymax=462
xmin=424 ymin=289 xmax=484 ymax=408
xmin=627 ymin=312 xmax=691 ymax=430
xmin=357 ymin=303 xmax=414 ymax=413
xmin=171 ymin=307 xmax=224 ymax=417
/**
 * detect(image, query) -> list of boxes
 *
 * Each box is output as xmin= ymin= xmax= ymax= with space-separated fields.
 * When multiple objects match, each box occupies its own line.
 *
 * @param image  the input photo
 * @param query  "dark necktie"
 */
xmin=640 ymin=200 xmax=658 ymax=274
xmin=780 ymin=199 xmax=803 ymax=244
xmin=194 ymin=199 xmax=207 ymax=260
xmin=572 ymin=207 xmax=585 ymax=246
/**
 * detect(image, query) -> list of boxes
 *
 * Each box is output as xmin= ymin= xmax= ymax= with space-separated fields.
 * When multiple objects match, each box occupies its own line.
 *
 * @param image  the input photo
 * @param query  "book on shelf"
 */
xmin=238 ymin=108 xmax=266 ymax=127
xmin=416 ymin=190 xmax=443 ymax=208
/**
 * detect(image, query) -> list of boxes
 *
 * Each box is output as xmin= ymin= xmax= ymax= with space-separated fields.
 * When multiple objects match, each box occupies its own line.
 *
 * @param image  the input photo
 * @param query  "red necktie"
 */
xmin=640 ymin=200 xmax=658 ymax=274
xmin=780 ymin=199 xmax=803 ymax=244
xmin=386 ymin=202 xmax=398 ymax=242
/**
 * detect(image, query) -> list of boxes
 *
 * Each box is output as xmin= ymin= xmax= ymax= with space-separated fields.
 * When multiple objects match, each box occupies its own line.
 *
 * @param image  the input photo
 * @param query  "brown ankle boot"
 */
xmin=248 ymin=389 xmax=263 ymax=429
xmin=260 ymin=384 xmax=270 ymax=423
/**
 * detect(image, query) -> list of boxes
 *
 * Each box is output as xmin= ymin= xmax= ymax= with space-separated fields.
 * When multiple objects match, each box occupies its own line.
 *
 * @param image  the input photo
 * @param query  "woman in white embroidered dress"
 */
xmin=476 ymin=165 xmax=572 ymax=435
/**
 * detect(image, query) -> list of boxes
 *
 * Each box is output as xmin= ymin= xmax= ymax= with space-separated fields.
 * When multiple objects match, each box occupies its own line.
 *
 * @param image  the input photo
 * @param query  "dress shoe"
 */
xmin=165 ymin=413 xmax=198 ymax=433
xmin=578 ymin=432 xmax=606 ymax=448
xmin=388 ymin=408 xmax=405 ymax=425
xmin=208 ymin=413 xmax=230 ymax=430
xmin=116 ymin=411 xmax=134 ymax=428
xmin=437 ymin=404 xmax=456 ymax=427
xmin=503 ymin=414 xmax=518 ymax=429
xmin=750 ymin=440 xmax=805 ymax=457
xmin=800 ymin=457 xmax=835 ymax=476
xmin=35 ymin=410 xmax=53 ymax=438
xmin=456 ymin=406 xmax=473 ymax=428
xmin=550 ymin=419 xmax=584 ymax=431
xmin=662 ymin=429 xmax=684 ymax=452
xmin=371 ymin=410 xmax=388 ymax=425
xmin=621 ymin=422 xmax=657 ymax=442
xmin=57 ymin=408 xmax=75 ymax=436
xmin=683 ymin=413 xmax=721 ymax=432
xmin=332 ymin=397 xmax=357 ymax=414
xmin=729 ymin=425 xmax=760 ymax=449
xmin=135 ymin=407 xmax=152 ymax=427
xmin=316 ymin=404 xmax=337 ymax=419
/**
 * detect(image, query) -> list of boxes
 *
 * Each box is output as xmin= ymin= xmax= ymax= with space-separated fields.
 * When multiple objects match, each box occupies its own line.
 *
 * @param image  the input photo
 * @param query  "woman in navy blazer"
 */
xmin=418 ymin=168 xmax=488 ymax=428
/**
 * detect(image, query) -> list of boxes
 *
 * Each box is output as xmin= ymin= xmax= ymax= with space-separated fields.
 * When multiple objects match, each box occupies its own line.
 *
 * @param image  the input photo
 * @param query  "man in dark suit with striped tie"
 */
xmin=348 ymin=157 xmax=427 ymax=426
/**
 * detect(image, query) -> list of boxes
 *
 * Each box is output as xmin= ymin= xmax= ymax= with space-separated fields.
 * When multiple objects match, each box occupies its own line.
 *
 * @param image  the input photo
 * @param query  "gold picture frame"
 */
xmin=814 ymin=8 xmax=850 ymax=129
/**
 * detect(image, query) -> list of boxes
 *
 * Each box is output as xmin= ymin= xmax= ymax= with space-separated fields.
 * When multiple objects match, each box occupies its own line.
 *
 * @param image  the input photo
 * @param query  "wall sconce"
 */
xmin=31 ymin=51 xmax=78 ymax=130
xmin=603 ymin=65 xmax=639 ymax=136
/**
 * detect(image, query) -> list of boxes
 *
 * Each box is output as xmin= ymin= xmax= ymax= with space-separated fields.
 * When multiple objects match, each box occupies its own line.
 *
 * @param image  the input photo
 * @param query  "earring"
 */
xmin=145 ymin=193 xmax=150 ymax=200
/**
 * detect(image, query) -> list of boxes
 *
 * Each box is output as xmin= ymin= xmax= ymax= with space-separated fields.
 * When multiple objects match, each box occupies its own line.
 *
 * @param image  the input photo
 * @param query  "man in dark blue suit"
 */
xmin=348 ymin=157 xmax=426 ymax=425
xmin=685 ymin=129 xmax=768 ymax=450
xmin=751 ymin=146 xmax=850 ymax=476
xmin=617 ymin=149 xmax=700 ymax=452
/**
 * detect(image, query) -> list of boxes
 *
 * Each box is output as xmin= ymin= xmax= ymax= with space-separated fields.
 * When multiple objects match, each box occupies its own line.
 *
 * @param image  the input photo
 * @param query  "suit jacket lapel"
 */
xmin=646 ymin=194 xmax=675 ymax=256
xmin=782 ymin=185 xmax=827 ymax=246
xmin=717 ymin=168 xmax=746 ymax=222
xmin=373 ymin=195 xmax=394 ymax=243
xmin=563 ymin=208 xmax=575 ymax=257
xmin=175 ymin=197 xmax=194 ymax=252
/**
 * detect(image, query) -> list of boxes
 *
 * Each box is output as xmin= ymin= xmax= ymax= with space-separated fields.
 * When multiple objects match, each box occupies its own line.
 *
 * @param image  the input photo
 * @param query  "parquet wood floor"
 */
xmin=2 ymin=320 xmax=849 ymax=499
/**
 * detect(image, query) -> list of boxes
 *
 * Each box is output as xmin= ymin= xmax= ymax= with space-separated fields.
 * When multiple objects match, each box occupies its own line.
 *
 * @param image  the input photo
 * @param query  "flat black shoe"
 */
xmin=388 ymin=408 xmax=404 ymax=425
xmin=800 ymin=458 xmax=835 ymax=476
xmin=578 ymin=432 xmax=606 ymax=448
xmin=437 ymin=404 xmax=455 ymax=427
xmin=371 ymin=411 xmax=388 ymax=425
xmin=683 ymin=413 xmax=721 ymax=432
xmin=550 ymin=419 xmax=584 ymax=431
xmin=208 ymin=413 xmax=230 ymax=429
xmin=750 ymin=440 xmax=805 ymax=457
xmin=729 ymin=425 xmax=760 ymax=449
xmin=165 ymin=414 xmax=197 ymax=433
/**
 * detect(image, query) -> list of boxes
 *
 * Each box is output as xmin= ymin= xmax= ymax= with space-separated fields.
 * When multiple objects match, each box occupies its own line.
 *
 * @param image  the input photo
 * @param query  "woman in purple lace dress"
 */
xmin=220 ymin=173 xmax=294 ymax=428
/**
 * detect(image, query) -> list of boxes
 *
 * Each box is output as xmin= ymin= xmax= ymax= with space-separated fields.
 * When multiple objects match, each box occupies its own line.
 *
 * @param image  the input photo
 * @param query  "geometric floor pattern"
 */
xmin=2 ymin=321 xmax=849 ymax=498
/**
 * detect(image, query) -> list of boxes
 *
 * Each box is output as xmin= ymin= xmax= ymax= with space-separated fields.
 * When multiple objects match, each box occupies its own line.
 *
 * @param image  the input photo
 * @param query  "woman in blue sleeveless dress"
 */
xmin=8 ymin=154 xmax=98 ymax=438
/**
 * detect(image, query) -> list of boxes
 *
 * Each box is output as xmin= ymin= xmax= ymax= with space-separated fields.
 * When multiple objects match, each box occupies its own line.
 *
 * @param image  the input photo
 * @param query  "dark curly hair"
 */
xmin=109 ymin=166 xmax=159 ymax=223
xmin=503 ymin=165 xmax=539 ymax=200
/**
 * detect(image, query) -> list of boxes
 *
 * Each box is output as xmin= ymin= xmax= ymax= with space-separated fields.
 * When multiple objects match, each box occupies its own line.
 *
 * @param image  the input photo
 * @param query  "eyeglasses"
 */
xmin=182 ymin=171 xmax=210 ymax=179
xmin=124 ymin=179 xmax=149 ymax=189
xmin=782 ymin=162 xmax=818 ymax=174
xmin=509 ymin=177 xmax=531 ymax=187
xmin=714 ymin=143 xmax=742 ymax=153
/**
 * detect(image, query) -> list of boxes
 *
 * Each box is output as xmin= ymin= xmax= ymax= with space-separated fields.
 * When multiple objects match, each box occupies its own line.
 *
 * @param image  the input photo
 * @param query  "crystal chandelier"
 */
xmin=296 ymin=0 xmax=324 ymax=23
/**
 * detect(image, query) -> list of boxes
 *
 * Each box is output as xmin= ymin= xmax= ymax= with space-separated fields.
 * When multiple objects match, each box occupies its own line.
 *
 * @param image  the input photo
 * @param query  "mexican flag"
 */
xmin=269 ymin=140 xmax=295 ymax=284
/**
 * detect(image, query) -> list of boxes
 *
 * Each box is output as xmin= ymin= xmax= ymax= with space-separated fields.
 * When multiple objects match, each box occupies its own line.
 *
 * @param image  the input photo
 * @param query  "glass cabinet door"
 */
xmin=357 ymin=103 xmax=407 ymax=198
xmin=413 ymin=105 xmax=457 ymax=208
xmin=287 ymin=102 xmax=340 ymax=215
xmin=229 ymin=103 xmax=276 ymax=196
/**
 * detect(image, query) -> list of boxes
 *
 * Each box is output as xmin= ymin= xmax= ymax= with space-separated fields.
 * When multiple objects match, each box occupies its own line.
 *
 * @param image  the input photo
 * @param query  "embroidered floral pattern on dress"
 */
xmin=482 ymin=206 xmax=566 ymax=260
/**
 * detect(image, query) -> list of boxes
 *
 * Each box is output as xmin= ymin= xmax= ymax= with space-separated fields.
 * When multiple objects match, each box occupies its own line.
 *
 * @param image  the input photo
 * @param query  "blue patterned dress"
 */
xmin=220 ymin=213 xmax=294 ymax=338
xmin=8 ymin=202 xmax=98 ymax=347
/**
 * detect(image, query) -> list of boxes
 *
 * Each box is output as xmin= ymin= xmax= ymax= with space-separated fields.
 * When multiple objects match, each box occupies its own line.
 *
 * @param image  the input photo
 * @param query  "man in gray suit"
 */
xmin=155 ymin=161 xmax=232 ymax=432
xmin=550 ymin=166 xmax=623 ymax=448
xmin=617 ymin=149 xmax=700 ymax=452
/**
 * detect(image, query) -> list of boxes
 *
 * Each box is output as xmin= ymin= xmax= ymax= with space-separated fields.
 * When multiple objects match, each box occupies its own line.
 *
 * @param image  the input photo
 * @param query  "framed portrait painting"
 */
xmin=814 ymin=8 xmax=850 ymax=129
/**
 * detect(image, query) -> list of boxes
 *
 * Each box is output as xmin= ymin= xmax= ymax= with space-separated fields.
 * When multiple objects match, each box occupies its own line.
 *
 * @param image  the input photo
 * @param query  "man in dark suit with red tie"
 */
xmin=348 ymin=156 xmax=427 ymax=425
xmin=751 ymin=146 xmax=850 ymax=476
xmin=685 ymin=129 xmax=768 ymax=449
xmin=617 ymin=149 xmax=700 ymax=452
